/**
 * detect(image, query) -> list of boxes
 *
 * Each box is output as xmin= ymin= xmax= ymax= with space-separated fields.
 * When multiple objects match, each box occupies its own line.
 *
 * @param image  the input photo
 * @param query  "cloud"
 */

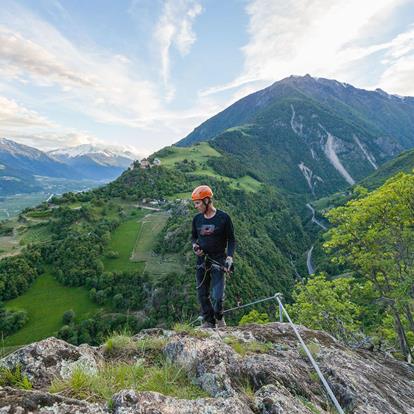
xmin=0 ymin=95 xmax=108 ymax=151
xmin=202 ymin=0 xmax=411 ymax=96
xmin=0 ymin=8 xmax=161 ymax=129
xmin=154 ymin=0 xmax=203 ymax=100
xmin=2 ymin=131 xmax=100 ymax=151
xmin=0 ymin=96 xmax=56 ymax=128
xmin=0 ymin=27 xmax=96 ymax=88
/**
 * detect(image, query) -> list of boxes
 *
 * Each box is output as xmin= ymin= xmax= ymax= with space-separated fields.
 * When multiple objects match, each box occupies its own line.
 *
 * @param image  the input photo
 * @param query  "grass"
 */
xmin=157 ymin=142 xmax=222 ymax=167
xmin=103 ymin=333 xmax=168 ymax=358
xmin=132 ymin=213 xmax=169 ymax=260
xmin=103 ymin=211 xmax=181 ymax=277
xmin=50 ymin=358 xmax=208 ymax=402
xmin=20 ymin=224 xmax=52 ymax=245
xmin=224 ymin=336 xmax=273 ymax=356
xmin=298 ymin=341 xmax=321 ymax=360
xmin=24 ymin=209 xmax=52 ymax=218
xmin=157 ymin=142 xmax=262 ymax=194
xmin=298 ymin=396 xmax=323 ymax=414
xmin=172 ymin=323 xmax=211 ymax=339
xmin=166 ymin=191 xmax=192 ymax=200
xmin=0 ymin=345 xmax=22 ymax=358
xmin=3 ymin=270 xmax=100 ymax=346
xmin=229 ymin=175 xmax=263 ymax=193
xmin=103 ymin=218 xmax=145 ymax=273
xmin=0 ymin=365 xmax=33 ymax=390
xmin=131 ymin=212 xmax=183 ymax=276
xmin=236 ymin=376 xmax=255 ymax=403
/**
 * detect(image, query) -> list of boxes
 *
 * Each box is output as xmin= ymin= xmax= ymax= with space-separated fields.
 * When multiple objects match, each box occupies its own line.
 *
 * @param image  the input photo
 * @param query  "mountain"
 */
xmin=359 ymin=147 xmax=414 ymax=190
xmin=0 ymin=138 xmax=81 ymax=195
xmin=178 ymin=75 xmax=414 ymax=198
xmin=310 ymin=147 xmax=414 ymax=214
xmin=48 ymin=144 xmax=139 ymax=180
xmin=0 ymin=138 xmax=79 ymax=179
xmin=0 ymin=139 xmax=139 ymax=197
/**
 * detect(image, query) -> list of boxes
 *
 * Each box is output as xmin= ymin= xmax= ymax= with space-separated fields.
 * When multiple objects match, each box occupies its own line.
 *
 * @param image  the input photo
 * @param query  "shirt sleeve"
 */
xmin=225 ymin=214 xmax=236 ymax=257
xmin=191 ymin=216 xmax=198 ymax=245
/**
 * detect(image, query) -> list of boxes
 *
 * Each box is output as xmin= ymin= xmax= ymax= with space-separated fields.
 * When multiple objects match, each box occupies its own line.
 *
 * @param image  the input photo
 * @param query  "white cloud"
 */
xmin=202 ymin=0 xmax=411 ymax=96
xmin=0 ymin=96 xmax=56 ymax=128
xmin=3 ymin=131 xmax=100 ymax=151
xmin=0 ymin=95 xmax=101 ymax=150
xmin=379 ymin=54 xmax=414 ymax=95
xmin=0 ymin=10 xmax=161 ymax=129
xmin=154 ymin=0 xmax=203 ymax=100
xmin=0 ymin=28 xmax=96 ymax=88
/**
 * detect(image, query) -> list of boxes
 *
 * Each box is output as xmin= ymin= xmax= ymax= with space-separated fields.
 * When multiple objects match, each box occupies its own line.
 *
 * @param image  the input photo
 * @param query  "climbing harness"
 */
xmin=195 ymin=254 xmax=233 ymax=291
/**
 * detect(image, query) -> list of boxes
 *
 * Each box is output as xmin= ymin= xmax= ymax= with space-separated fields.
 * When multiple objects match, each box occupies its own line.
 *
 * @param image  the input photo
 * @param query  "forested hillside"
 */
xmin=0 ymin=148 xmax=310 ymax=348
xmin=0 ymin=77 xmax=413 ymax=362
xmin=179 ymin=75 xmax=414 ymax=199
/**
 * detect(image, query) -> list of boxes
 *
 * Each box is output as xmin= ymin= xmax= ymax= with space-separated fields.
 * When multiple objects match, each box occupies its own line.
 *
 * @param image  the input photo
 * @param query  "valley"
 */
xmin=0 ymin=75 xmax=413 ymax=361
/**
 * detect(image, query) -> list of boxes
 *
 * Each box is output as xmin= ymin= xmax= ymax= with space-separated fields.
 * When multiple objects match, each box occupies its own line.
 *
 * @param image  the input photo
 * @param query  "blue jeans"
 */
xmin=196 ymin=256 xmax=225 ymax=324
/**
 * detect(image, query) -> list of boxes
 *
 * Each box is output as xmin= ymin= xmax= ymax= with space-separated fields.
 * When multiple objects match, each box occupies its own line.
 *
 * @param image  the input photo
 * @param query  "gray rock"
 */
xmin=111 ymin=389 xmax=253 ymax=414
xmin=0 ymin=337 xmax=100 ymax=388
xmin=164 ymin=334 xmax=240 ymax=397
xmin=0 ymin=386 xmax=106 ymax=413
xmin=254 ymin=384 xmax=320 ymax=414
xmin=2 ymin=323 xmax=413 ymax=414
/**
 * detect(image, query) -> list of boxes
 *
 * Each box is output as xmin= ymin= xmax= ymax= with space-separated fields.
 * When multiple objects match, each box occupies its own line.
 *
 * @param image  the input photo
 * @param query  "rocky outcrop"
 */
xmin=0 ymin=337 xmax=100 ymax=388
xmin=1 ymin=323 xmax=414 ymax=413
xmin=111 ymin=390 xmax=251 ymax=414
xmin=0 ymin=387 xmax=105 ymax=413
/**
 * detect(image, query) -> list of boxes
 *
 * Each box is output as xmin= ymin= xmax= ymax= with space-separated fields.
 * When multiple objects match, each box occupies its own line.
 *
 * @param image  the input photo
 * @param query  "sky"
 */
xmin=0 ymin=0 xmax=413 ymax=157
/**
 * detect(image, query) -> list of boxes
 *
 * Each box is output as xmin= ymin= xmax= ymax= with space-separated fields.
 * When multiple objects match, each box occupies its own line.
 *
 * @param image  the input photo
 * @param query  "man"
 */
xmin=191 ymin=185 xmax=235 ymax=328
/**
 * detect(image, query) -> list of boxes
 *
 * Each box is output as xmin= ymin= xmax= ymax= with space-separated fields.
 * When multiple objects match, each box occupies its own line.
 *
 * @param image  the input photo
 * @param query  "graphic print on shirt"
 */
xmin=200 ymin=224 xmax=215 ymax=236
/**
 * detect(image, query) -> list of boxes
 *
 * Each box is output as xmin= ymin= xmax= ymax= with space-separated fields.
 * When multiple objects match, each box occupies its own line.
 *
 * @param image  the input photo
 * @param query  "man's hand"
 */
xmin=224 ymin=256 xmax=233 ymax=272
xmin=192 ymin=243 xmax=204 ymax=256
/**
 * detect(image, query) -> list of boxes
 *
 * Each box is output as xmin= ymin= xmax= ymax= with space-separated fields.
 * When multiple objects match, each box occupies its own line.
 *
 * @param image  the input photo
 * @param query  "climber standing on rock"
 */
xmin=191 ymin=185 xmax=235 ymax=329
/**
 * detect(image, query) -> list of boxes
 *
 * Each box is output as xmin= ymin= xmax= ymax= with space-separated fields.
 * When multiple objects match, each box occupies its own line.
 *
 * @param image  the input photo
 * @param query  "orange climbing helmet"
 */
xmin=191 ymin=185 xmax=213 ymax=201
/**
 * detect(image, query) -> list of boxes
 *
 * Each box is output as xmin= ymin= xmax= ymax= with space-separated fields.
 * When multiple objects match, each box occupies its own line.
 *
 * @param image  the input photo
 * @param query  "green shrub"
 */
xmin=62 ymin=310 xmax=75 ymax=325
xmin=238 ymin=309 xmax=270 ymax=326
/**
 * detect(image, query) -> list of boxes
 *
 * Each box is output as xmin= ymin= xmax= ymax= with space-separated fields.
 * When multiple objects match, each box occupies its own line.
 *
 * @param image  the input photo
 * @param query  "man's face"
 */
xmin=193 ymin=199 xmax=205 ymax=213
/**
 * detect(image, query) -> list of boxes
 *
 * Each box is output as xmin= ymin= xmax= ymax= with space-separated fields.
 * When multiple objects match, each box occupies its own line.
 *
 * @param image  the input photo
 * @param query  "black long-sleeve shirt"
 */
xmin=191 ymin=209 xmax=235 ymax=257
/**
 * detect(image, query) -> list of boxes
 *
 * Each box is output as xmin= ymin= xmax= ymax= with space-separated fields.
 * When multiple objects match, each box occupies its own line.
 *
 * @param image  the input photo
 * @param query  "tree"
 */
xmin=287 ymin=274 xmax=361 ymax=343
xmin=239 ymin=309 xmax=270 ymax=326
xmin=324 ymin=172 xmax=414 ymax=359
xmin=62 ymin=309 xmax=75 ymax=324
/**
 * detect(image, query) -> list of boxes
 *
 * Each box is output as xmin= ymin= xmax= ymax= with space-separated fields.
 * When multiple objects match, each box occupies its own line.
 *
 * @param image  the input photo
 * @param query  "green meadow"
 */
xmin=103 ymin=217 xmax=145 ymax=273
xmin=158 ymin=142 xmax=262 ymax=194
xmin=4 ymin=271 xmax=100 ymax=347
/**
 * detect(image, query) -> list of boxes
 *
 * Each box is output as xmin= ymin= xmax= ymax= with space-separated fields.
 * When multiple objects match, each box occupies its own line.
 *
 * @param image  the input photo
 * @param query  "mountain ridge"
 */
xmin=0 ymin=139 xmax=139 ymax=195
xmin=176 ymin=75 xmax=414 ymax=198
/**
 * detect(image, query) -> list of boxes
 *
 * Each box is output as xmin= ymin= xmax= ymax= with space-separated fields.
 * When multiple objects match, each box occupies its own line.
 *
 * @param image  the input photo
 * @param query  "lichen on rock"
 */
xmin=1 ymin=323 xmax=413 ymax=413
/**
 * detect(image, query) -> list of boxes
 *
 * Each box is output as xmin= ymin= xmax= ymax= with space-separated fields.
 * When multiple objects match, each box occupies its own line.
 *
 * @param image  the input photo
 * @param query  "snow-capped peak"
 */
xmin=0 ymin=137 xmax=48 ymax=160
xmin=48 ymin=144 xmax=140 ymax=160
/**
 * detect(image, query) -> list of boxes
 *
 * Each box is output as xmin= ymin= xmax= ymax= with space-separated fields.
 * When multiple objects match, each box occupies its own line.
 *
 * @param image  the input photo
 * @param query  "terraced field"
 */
xmin=131 ymin=212 xmax=183 ymax=276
